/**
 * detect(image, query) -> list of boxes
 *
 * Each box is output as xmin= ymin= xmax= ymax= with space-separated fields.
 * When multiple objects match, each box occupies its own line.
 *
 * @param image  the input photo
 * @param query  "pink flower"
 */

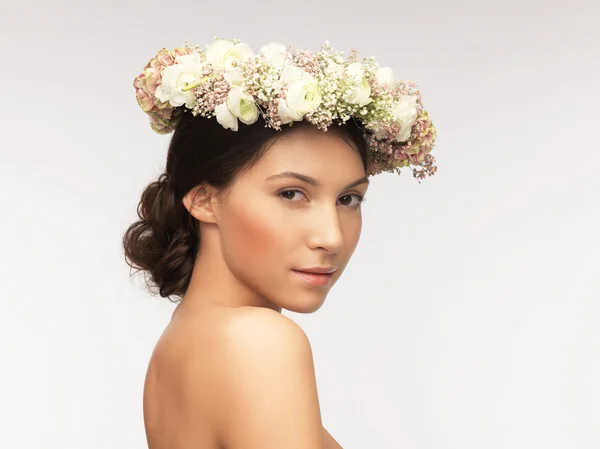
xmin=134 ymin=47 xmax=194 ymax=132
xmin=149 ymin=107 xmax=179 ymax=134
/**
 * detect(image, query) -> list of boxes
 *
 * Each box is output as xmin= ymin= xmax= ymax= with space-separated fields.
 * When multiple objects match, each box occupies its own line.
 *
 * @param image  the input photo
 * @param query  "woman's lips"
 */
xmin=291 ymin=269 xmax=334 ymax=287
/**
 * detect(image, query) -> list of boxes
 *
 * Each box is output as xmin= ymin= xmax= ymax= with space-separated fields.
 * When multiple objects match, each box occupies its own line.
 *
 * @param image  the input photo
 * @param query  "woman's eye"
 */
xmin=338 ymin=194 xmax=365 ymax=208
xmin=278 ymin=190 xmax=306 ymax=202
xmin=278 ymin=190 xmax=365 ymax=208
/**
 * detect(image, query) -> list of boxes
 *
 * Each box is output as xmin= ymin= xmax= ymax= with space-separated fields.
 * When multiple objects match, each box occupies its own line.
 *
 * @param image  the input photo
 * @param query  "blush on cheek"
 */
xmin=227 ymin=206 xmax=281 ymax=268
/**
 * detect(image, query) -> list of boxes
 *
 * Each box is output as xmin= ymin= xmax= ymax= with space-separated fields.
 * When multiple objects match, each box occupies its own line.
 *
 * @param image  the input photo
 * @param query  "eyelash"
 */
xmin=277 ymin=189 xmax=367 ymax=208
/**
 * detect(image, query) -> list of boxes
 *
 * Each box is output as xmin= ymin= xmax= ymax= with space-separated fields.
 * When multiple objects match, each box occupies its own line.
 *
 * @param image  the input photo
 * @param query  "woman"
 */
xmin=123 ymin=38 xmax=437 ymax=449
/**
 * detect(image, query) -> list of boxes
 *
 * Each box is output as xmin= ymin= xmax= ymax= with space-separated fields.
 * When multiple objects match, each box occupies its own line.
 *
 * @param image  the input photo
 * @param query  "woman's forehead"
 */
xmin=233 ymin=140 xmax=366 ymax=192
xmin=261 ymin=130 xmax=362 ymax=167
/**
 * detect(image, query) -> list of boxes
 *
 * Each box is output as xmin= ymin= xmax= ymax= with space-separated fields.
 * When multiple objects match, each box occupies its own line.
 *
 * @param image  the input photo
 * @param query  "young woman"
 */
xmin=123 ymin=38 xmax=437 ymax=449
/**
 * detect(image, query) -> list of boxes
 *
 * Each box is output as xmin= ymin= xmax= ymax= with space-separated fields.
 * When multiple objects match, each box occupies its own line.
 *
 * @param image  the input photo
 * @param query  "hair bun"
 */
xmin=122 ymin=173 xmax=198 ymax=300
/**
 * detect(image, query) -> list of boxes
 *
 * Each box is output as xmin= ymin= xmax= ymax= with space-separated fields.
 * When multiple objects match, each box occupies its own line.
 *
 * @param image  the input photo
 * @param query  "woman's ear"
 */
xmin=182 ymin=184 xmax=220 ymax=224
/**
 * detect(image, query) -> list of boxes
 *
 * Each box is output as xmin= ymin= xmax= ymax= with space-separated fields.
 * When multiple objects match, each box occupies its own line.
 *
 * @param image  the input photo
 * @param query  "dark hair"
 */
xmin=122 ymin=110 xmax=369 ymax=302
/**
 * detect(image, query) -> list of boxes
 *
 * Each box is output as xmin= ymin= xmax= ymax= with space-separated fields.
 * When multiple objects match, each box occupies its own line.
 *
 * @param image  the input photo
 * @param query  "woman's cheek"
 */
xmin=228 ymin=205 xmax=282 ymax=263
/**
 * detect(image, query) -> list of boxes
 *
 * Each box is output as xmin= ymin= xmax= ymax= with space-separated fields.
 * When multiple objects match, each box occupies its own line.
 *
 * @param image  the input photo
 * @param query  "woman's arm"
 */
xmin=323 ymin=426 xmax=343 ymax=449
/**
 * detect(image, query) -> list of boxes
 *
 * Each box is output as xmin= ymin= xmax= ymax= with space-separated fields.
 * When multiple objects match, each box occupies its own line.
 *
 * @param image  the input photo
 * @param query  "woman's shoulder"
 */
xmin=159 ymin=306 xmax=324 ymax=448
xmin=165 ymin=305 xmax=315 ymax=385
xmin=207 ymin=307 xmax=325 ymax=448
xmin=148 ymin=304 xmax=316 ymax=405
xmin=225 ymin=306 xmax=310 ymax=344
xmin=161 ymin=305 xmax=308 ymax=357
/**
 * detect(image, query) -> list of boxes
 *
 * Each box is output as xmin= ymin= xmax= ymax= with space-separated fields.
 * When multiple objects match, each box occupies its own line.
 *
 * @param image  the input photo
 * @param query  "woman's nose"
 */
xmin=306 ymin=206 xmax=344 ymax=254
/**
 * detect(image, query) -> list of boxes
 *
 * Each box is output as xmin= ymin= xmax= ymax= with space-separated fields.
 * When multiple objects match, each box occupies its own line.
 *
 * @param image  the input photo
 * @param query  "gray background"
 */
xmin=1 ymin=0 xmax=598 ymax=448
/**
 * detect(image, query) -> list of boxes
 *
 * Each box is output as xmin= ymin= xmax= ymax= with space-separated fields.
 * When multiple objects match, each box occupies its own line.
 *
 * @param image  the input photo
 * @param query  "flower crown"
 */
xmin=134 ymin=37 xmax=438 ymax=179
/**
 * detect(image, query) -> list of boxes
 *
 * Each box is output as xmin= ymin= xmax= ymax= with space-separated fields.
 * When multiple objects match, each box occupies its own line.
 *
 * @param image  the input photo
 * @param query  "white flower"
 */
xmin=280 ymin=64 xmax=310 ymax=83
xmin=205 ymin=38 xmax=254 ymax=70
xmin=277 ymin=75 xmax=322 ymax=124
xmin=346 ymin=62 xmax=365 ymax=79
xmin=215 ymin=86 xmax=259 ymax=131
xmin=376 ymin=66 xmax=394 ymax=86
xmin=352 ymin=77 xmax=372 ymax=106
xmin=259 ymin=42 xmax=289 ymax=68
xmin=228 ymin=86 xmax=259 ymax=125
xmin=345 ymin=62 xmax=372 ymax=107
xmin=215 ymin=103 xmax=237 ymax=131
xmin=324 ymin=61 xmax=345 ymax=76
xmin=392 ymin=94 xmax=419 ymax=142
xmin=155 ymin=52 xmax=206 ymax=108
xmin=223 ymin=69 xmax=244 ymax=86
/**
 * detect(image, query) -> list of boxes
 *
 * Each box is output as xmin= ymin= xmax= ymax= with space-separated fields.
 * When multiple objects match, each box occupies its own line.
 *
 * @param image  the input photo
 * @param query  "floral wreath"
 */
xmin=134 ymin=37 xmax=438 ymax=179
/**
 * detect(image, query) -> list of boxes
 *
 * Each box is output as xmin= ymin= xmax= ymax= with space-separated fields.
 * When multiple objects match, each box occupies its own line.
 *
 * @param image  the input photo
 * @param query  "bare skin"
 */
xmin=143 ymin=125 xmax=367 ymax=448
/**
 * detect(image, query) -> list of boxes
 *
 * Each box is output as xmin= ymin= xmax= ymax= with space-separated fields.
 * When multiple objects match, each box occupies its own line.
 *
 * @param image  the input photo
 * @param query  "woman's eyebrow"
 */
xmin=265 ymin=171 xmax=369 ymax=189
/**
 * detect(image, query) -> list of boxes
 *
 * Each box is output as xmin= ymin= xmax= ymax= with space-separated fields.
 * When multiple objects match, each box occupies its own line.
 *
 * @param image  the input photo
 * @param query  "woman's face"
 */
xmin=214 ymin=126 xmax=369 ymax=313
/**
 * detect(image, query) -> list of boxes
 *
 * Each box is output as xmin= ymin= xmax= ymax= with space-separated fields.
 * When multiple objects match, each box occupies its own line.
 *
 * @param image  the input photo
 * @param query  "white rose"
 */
xmin=205 ymin=39 xmax=254 ymax=70
xmin=277 ymin=76 xmax=322 ymax=124
xmin=392 ymin=95 xmax=419 ymax=142
xmin=376 ymin=66 xmax=394 ymax=86
xmin=155 ymin=52 xmax=206 ymax=108
xmin=259 ymin=42 xmax=289 ymax=68
xmin=345 ymin=62 xmax=372 ymax=107
xmin=215 ymin=103 xmax=237 ymax=131
xmin=228 ymin=86 xmax=259 ymax=125
xmin=215 ymin=86 xmax=259 ymax=131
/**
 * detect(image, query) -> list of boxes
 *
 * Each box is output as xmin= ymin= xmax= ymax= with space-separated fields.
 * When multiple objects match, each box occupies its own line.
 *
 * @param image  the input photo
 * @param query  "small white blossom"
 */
xmin=376 ymin=66 xmax=394 ymax=86
xmin=393 ymin=94 xmax=419 ymax=142
xmin=324 ymin=61 xmax=345 ymax=76
xmin=345 ymin=62 xmax=372 ymax=107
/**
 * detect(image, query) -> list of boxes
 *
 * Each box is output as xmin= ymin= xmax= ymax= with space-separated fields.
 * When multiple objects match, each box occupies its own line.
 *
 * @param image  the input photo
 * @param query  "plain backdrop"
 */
xmin=1 ymin=0 xmax=598 ymax=448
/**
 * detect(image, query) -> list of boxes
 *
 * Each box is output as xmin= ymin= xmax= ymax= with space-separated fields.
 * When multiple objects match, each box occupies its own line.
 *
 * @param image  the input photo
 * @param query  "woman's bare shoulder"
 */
xmin=225 ymin=306 xmax=310 ymax=343
xmin=196 ymin=307 xmax=326 ymax=448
